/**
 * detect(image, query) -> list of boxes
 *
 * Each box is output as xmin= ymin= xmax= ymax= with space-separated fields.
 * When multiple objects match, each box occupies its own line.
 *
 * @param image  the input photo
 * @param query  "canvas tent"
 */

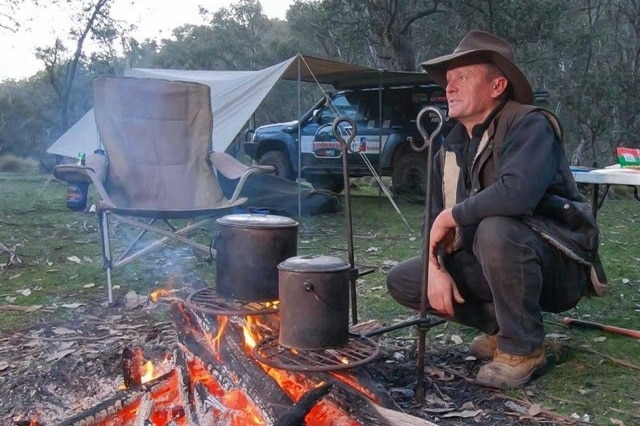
xmin=46 ymin=54 xmax=435 ymax=159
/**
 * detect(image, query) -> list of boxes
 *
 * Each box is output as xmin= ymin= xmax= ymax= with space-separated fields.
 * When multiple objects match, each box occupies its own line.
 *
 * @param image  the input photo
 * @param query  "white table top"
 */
xmin=571 ymin=167 xmax=640 ymax=186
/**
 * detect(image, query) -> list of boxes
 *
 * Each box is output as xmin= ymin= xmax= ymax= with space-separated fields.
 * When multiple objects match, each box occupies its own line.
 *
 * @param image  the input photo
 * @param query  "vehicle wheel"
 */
xmin=392 ymin=151 xmax=427 ymax=203
xmin=258 ymin=150 xmax=294 ymax=179
xmin=307 ymin=175 xmax=345 ymax=193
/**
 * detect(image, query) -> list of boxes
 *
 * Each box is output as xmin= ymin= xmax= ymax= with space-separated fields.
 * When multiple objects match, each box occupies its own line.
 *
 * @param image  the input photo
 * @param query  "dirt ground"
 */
xmin=0 ymin=287 xmax=581 ymax=426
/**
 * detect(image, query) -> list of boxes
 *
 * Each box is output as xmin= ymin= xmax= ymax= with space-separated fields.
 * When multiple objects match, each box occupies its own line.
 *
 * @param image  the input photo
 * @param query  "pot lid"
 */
xmin=278 ymin=255 xmax=350 ymax=272
xmin=216 ymin=213 xmax=299 ymax=228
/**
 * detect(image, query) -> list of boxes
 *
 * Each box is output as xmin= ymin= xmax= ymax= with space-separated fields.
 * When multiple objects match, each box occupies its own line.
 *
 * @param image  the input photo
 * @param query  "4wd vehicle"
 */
xmin=244 ymin=84 xmax=450 ymax=197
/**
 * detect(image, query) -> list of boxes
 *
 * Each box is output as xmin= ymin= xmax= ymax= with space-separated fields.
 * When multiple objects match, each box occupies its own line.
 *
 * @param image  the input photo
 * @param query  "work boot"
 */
xmin=469 ymin=334 xmax=498 ymax=360
xmin=475 ymin=346 xmax=547 ymax=389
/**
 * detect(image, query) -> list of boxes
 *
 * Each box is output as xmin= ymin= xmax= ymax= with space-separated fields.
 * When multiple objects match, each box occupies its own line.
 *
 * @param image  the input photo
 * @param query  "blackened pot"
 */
xmin=215 ymin=214 xmax=298 ymax=301
xmin=278 ymin=255 xmax=350 ymax=350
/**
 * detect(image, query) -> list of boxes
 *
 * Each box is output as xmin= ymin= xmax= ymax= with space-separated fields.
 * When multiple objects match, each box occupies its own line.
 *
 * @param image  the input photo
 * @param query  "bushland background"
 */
xmin=1 ymin=0 xmax=640 ymax=169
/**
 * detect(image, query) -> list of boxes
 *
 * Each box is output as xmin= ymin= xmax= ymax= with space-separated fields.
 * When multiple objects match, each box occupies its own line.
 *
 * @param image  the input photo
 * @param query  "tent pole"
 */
xmin=297 ymin=53 xmax=302 ymax=218
xmin=377 ymin=70 xmax=383 ymax=199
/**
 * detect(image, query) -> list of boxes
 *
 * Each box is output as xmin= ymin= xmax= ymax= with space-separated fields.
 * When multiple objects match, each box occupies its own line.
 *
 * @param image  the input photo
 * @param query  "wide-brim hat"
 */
xmin=422 ymin=30 xmax=534 ymax=105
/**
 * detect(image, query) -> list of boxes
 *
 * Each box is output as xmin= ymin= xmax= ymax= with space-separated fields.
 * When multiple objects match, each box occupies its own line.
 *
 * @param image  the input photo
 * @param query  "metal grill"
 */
xmin=253 ymin=334 xmax=380 ymax=372
xmin=185 ymin=288 xmax=279 ymax=316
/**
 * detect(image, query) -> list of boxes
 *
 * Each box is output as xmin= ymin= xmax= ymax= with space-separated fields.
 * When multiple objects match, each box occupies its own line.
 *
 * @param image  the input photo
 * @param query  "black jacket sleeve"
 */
xmin=452 ymin=112 xmax=561 ymax=226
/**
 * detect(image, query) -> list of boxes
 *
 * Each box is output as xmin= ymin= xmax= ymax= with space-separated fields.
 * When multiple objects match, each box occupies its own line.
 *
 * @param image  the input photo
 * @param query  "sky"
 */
xmin=0 ymin=0 xmax=293 ymax=81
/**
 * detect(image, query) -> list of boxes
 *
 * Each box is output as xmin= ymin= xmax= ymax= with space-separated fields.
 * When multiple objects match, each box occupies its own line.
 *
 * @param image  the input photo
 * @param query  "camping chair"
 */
xmin=54 ymin=77 xmax=271 ymax=305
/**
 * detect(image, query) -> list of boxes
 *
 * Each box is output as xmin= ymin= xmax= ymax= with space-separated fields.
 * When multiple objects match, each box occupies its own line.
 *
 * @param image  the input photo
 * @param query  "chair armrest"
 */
xmin=53 ymin=154 xmax=114 ymax=206
xmin=208 ymin=151 xmax=275 ymax=203
xmin=229 ymin=164 xmax=276 ymax=203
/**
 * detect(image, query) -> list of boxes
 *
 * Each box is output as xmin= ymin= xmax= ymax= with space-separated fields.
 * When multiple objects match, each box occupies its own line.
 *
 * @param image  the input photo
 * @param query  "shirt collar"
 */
xmin=470 ymin=98 xmax=508 ymax=138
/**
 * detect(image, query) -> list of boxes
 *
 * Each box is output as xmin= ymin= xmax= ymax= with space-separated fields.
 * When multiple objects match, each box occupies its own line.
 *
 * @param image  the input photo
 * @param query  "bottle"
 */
xmin=67 ymin=152 xmax=89 ymax=211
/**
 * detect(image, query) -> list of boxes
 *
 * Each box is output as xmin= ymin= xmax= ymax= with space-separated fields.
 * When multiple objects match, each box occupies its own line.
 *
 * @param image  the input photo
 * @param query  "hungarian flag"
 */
xmin=616 ymin=147 xmax=640 ymax=167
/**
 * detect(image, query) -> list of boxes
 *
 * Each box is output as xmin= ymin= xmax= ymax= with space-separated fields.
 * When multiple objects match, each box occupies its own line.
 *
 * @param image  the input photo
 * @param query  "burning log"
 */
xmin=273 ymin=383 xmax=333 ymax=426
xmin=122 ymin=346 xmax=147 ymax=388
xmin=57 ymin=367 xmax=192 ymax=426
xmin=56 ymin=299 xmax=436 ymax=426
xmin=172 ymin=301 xmax=438 ymax=426
xmin=171 ymin=303 xmax=302 ymax=424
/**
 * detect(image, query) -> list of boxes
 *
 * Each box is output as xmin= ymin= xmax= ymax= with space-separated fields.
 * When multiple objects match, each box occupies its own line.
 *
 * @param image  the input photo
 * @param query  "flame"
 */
xmin=140 ymin=360 xmax=154 ymax=383
xmin=234 ymin=314 xmax=365 ymax=426
xmin=203 ymin=315 xmax=228 ymax=362
xmin=242 ymin=317 xmax=258 ymax=350
xmin=96 ymin=369 xmax=187 ymax=426
xmin=187 ymin=355 xmax=266 ymax=425
xmin=149 ymin=287 xmax=179 ymax=302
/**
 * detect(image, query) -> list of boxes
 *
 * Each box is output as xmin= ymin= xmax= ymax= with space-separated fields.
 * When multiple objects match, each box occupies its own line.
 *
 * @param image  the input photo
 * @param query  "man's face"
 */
xmin=445 ymin=63 xmax=506 ymax=131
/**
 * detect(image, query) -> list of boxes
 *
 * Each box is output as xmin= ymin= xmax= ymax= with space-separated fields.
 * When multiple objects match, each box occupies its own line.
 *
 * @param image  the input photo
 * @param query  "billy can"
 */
xmin=278 ymin=255 xmax=350 ymax=350
xmin=215 ymin=213 xmax=298 ymax=301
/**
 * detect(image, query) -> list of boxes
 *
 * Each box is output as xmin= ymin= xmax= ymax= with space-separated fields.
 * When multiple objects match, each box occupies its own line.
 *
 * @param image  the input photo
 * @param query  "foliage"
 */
xmin=0 ymin=0 xmax=24 ymax=32
xmin=0 ymin=77 xmax=60 ymax=158
xmin=0 ymin=154 xmax=38 ymax=172
xmin=2 ymin=0 xmax=640 ymax=169
xmin=33 ymin=0 xmax=125 ymax=134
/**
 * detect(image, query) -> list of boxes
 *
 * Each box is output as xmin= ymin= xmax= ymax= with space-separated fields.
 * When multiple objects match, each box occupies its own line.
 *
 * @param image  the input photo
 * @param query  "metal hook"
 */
xmin=410 ymin=106 xmax=445 ymax=152
xmin=332 ymin=116 xmax=357 ymax=153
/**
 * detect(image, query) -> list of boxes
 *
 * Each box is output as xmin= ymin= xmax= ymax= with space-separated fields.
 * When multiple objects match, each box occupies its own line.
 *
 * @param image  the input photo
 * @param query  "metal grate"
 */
xmin=185 ymin=288 xmax=279 ymax=316
xmin=253 ymin=334 xmax=380 ymax=372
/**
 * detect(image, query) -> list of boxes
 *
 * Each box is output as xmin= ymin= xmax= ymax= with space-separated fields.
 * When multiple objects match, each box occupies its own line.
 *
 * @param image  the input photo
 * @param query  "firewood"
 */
xmin=273 ymin=383 xmax=333 ymax=426
xmin=122 ymin=346 xmax=145 ymax=388
xmin=368 ymin=401 xmax=441 ymax=426
xmin=172 ymin=302 xmax=443 ymax=425
xmin=171 ymin=304 xmax=293 ymax=423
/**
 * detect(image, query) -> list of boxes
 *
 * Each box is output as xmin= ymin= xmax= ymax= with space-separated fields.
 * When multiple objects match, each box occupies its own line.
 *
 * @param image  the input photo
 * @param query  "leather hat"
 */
xmin=422 ymin=30 xmax=533 ymax=104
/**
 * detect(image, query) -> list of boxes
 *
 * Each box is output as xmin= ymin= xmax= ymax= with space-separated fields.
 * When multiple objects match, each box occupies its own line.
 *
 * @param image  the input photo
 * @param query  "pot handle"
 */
xmin=209 ymin=231 xmax=221 ymax=261
xmin=303 ymin=280 xmax=346 ymax=313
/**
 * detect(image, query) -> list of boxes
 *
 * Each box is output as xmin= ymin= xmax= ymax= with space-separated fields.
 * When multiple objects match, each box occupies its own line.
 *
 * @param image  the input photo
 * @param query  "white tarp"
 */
xmin=47 ymin=54 xmax=434 ymax=159
xmin=47 ymin=56 xmax=296 ymax=158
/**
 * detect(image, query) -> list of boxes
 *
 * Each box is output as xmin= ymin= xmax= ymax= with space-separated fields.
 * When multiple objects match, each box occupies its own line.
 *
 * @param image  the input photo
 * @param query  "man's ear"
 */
xmin=491 ymin=76 xmax=509 ymax=98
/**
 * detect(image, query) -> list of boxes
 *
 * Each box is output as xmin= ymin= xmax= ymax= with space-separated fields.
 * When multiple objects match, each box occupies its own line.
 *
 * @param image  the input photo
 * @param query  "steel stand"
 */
xmin=332 ymin=117 xmax=360 ymax=325
xmin=411 ymin=106 xmax=444 ymax=403
xmin=332 ymin=109 xmax=445 ymax=404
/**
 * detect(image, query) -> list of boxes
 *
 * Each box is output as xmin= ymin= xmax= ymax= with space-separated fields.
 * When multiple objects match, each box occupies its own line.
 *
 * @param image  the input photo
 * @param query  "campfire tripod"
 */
xmin=331 ymin=106 xmax=446 ymax=403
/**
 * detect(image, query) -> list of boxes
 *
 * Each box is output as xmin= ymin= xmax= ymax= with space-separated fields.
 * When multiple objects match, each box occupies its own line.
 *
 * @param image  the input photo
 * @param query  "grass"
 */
xmin=1 ymin=172 xmax=639 ymax=424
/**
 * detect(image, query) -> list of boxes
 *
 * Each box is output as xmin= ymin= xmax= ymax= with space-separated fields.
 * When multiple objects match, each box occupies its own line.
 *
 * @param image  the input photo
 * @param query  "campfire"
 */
xmin=26 ymin=204 xmax=441 ymax=426
xmin=54 ymin=292 xmax=406 ymax=426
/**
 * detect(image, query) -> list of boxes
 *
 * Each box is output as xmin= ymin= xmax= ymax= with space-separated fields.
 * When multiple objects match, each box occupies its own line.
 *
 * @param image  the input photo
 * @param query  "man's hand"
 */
xmin=426 ymin=208 xmax=465 ymax=316
xmin=429 ymin=208 xmax=457 ymax=266
xmin=427 ymin=261 xmax=465 ymax=316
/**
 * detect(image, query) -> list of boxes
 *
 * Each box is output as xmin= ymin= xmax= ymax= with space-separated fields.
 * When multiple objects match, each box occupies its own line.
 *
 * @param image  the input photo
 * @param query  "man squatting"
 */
xmin=386 ymin=30 xmax=608 ymax=389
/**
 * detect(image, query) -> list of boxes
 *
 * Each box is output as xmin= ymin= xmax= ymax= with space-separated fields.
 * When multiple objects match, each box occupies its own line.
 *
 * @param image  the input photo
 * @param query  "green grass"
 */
xmin=1 ymin=172 xmax=639 ymax=424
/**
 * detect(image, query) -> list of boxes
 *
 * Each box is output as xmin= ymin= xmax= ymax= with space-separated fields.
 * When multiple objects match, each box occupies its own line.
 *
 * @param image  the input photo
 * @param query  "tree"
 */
xmin=34 ymin=0 xmax=122 ymax=131
xmin=0 ymin=0 xmax=23 ymax=32
xmin=152 ymin=0 xmax=276 ymax=71
xmin=287 ymin=0 xmax=444 ymax=70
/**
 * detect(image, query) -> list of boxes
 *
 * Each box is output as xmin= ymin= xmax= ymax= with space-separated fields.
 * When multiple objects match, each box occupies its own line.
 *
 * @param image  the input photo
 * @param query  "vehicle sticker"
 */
xmin=302 ymin=124 xmax=386 ymax=158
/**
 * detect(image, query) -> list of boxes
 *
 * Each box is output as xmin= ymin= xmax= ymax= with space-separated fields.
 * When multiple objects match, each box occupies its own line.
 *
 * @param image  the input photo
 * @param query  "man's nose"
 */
xmin=445 ymin=82 xmax=456 ymax=94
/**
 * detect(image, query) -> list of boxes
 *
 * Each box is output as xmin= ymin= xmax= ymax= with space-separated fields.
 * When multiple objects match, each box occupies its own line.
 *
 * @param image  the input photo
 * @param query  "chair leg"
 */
xmin=98 ymin=210 xmax=115 ymax=305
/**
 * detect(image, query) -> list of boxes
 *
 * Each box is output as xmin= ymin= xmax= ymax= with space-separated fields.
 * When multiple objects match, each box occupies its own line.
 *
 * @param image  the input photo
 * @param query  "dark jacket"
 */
xmin=430 ymin=100 xmax=608 ymax=295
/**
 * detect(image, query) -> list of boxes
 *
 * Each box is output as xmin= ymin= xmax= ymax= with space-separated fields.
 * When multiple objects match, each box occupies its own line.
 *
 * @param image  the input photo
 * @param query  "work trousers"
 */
xmin=386 ymin=216 xmax=589 ymax=355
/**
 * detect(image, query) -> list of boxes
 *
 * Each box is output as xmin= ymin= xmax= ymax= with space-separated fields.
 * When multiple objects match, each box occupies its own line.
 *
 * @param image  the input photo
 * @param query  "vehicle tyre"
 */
xmin=258 ymin=150 xmax=294 ymax=179
xmin=392 ymin=150 xmax=427 ymax=204
xmin=307 ymin=175 xmax=345 ymax=193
